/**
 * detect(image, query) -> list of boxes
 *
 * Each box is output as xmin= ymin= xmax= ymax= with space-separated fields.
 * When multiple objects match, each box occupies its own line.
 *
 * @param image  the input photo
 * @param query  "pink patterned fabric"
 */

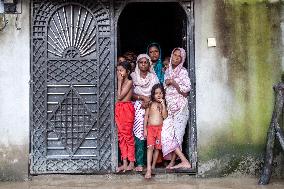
xmin=161 ymin=48 xmax=191 ymax=159
xmin=164 ymin=48 xmax=191 ymax=115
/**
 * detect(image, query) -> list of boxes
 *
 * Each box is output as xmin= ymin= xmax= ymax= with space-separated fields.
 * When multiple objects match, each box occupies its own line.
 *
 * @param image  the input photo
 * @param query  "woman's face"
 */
xmin=148 ymin=46 xmax=160 ymax=63
xmin=171 ymin=49 xmax=182 ymax=68
xmin=138 ymin=57 xmax=150 ymax=72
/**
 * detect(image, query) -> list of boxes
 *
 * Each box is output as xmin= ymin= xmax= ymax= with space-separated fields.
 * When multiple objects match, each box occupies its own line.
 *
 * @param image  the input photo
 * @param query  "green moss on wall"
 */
xmin=200 ymin=0 xmax=283 ymax=175
xmin=0 ymin=14 xmax=4 ymax=30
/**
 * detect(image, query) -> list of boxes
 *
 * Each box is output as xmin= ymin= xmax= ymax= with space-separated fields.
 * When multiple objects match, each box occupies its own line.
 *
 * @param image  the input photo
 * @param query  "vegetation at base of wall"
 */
xmin=198 ymin=141 xmax=284 ymax=177
xmin=0 ymin=14 xmax=4 ymax=30
xmin=0 ymin=143 xmax=28 ymax=181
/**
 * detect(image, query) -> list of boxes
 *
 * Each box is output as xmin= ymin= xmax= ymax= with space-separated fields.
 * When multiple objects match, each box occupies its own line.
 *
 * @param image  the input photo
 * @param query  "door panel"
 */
xmin=30 ymin=0 xmax=114 ymax=174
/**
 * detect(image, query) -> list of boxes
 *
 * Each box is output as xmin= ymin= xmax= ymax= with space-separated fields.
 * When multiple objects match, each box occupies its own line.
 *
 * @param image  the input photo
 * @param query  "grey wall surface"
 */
xmin=0 ymin=0 xmax=29 ymax=181
xmin=0 ymin=1 xmax=29 ymax=145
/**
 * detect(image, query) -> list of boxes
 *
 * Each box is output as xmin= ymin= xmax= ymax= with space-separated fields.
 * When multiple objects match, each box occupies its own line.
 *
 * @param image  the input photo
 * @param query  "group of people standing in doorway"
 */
xmin=115 ymin=43 xmax=191 ymax=179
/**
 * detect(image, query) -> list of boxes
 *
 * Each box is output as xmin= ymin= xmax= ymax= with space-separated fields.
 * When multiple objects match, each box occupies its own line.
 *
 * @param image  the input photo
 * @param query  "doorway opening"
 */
xmin=117 ymin=2 xmax=195 ymax=174
xmin=118 ymin=2 xmax=187 ymax=61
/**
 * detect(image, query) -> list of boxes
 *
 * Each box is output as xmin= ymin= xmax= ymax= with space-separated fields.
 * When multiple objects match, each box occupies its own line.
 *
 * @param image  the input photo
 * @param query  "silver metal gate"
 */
xmin=30 ymin=0 xmax=114 ymax=174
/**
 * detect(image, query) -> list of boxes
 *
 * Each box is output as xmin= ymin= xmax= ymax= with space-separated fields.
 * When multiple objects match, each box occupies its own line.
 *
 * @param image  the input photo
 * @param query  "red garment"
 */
xmin=147 ymin=125 xmax=162 ymax=150
xmin=115 ymin=101 xmax=135 ymax=162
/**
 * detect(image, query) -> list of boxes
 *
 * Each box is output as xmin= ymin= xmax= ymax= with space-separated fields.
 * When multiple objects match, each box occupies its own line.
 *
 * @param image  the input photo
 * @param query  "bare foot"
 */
xmin=166 ymin=162 xmax=175 ymax=169
xmin=135 ymin=166 xmax=143 ymax=172
xmin=127 ymin=162 xmax=135 ymax=171
xmin=145 ymin=169 xmax=152 ymax=179
xmin=170 ymin=162 xmax=191 ymax=169
xmin=116 ymin=165 xmax=126 ymax=173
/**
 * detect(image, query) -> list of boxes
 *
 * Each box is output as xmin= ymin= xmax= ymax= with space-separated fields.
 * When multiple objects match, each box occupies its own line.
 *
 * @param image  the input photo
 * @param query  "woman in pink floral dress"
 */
xmin=161 ymin=47 xmax=191 ymax=169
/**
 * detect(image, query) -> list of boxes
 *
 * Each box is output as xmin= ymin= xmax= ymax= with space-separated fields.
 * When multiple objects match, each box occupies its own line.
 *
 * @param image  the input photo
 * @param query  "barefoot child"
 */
xmin=115 ymin=61 xmax=135 ymax=172
xmin=144 ymin=84 xmax=168 ymax=179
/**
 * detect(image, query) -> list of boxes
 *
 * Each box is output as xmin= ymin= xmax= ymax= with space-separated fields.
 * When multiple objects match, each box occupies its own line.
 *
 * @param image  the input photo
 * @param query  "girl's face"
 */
xmin=171 ymin=49 xmax=182 ymax=68
xmin=163 ymin=59 xmax=169 ymax=69
xmin=117 ymin=65 xmax=128 ymax=78
xmin=148 ymin=46 xmax=160 ymax=63
xmin=138 ymin=57 xmax=150 ymax=72
xmin=154 ymin=88 xmax=164 ymax=102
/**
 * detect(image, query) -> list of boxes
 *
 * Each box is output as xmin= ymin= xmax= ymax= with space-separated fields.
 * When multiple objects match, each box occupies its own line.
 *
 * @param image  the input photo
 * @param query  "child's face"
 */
xmin=130 ymin=62 xmax=136 ymax=72
xmin=163 ymin=59 xmax=169 ymax=69
xmin=154 ymin=88 xmax=164 ymax=102
xmin=117 ymin=65 xmax=128 ymax=78
xmin=118 ymin=57 xmax=126 ymax=63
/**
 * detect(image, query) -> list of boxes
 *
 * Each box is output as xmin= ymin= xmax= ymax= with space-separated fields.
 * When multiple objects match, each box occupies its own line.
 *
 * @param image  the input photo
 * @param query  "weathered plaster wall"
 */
xmin=0 ymin=1 xmax=29 ymax=181
xmin=196 ymin=0 xmax=283 ymax=177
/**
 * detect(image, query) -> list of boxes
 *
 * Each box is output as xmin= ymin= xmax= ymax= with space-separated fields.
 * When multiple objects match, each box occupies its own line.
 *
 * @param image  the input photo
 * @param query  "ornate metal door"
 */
xmin=30 ymin=0 xmax=114 ymax=174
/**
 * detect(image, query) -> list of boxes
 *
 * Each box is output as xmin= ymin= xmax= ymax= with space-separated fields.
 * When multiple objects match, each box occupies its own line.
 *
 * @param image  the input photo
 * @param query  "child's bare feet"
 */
xmin=170 ymin=161 xmax=191 ymax=169
xmin=116 ymin=165 xmax=125 ymax=173
xmin=135 ymin=166 xmax=143 ymax=172
xmin=127 ymin=162 xmax=135 ymax=171
xmin=145 ymin=169 xmax=152 ymax=179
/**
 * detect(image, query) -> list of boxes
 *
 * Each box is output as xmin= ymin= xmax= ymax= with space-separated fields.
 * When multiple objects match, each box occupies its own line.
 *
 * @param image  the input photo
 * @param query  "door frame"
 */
xmin=112 ymin=0 xmax=197 ymax=173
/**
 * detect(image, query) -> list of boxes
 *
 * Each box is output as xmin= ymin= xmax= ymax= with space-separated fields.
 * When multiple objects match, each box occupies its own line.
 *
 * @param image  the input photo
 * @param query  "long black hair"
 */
xmin=117 ymin=61 xmax=132 ymax=80
xmin=150 ymin=83 xmax=165 ymax=102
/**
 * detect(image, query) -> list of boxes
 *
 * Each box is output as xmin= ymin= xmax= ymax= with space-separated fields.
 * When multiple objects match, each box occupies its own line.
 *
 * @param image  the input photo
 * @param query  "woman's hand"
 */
xmin=143 ymin=96 xmax=151 ymax=103
xmin=141 ymin=101 xmax=150 ymax=109
xmin=166 ymin=78 xmax=188 ymax=97
xmin=165 ymin=79 xmax=173 ymax=86
xmin=181 ymin=92 xmax=189 ymax=97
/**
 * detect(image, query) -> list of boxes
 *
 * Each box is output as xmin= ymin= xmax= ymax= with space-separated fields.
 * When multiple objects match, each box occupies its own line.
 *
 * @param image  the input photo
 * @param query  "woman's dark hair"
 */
xmin=117 ymin=61 xmax=132 ymax=80
xmin=150 ymin=83 xmax=165 ymax=102
xmin=147 ymin=43 xmax=160 ymax=53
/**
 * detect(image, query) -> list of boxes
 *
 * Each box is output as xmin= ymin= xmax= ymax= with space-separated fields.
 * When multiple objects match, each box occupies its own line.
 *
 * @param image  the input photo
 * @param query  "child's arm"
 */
xmin=117 ymin=79 xmax=133 ymax=101
xmin=161 ymin=100 xmax=168 ymax=119
xmin=143 ymin=107 xmax=149 ymax=138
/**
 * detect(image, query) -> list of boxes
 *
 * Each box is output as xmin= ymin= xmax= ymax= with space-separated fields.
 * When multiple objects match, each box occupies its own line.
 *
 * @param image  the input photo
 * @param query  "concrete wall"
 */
xmin=0 ymin=0 xmax=29 ymax=181
xmin=196 ymin=0 xmax=284 ymax=177
xmin=0 ymin=0 xmax=283 ymax=181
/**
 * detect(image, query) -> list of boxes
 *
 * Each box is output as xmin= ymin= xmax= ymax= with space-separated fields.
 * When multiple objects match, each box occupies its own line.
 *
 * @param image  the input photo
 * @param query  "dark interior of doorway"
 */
xmin=118 ymin=2 xmax=187 ymax=61
xmin=117 ymin=2 xmax=192 ymax=172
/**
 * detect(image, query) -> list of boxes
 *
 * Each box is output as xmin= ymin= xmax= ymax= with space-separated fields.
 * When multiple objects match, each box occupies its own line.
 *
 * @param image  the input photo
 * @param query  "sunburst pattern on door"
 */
xmin=47 ymin=4 xmax=98 ymax=58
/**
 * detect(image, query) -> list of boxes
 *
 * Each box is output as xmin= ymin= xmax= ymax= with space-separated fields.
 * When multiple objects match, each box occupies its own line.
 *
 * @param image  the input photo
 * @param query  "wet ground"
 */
xmin=0 ymin=174 xmax=283 ymax=189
